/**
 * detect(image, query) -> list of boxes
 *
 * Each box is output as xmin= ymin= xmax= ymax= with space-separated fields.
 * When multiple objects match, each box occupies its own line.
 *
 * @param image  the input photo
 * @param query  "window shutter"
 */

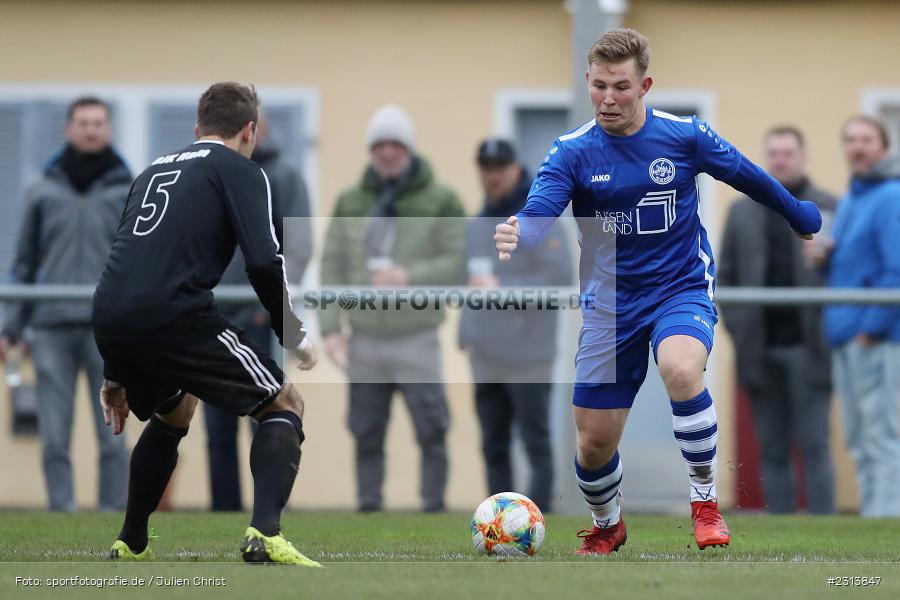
xmin=148 ymin=104 xmax=197 ymax=159
xmin=0 ymin=103 xmax=25 ymax=278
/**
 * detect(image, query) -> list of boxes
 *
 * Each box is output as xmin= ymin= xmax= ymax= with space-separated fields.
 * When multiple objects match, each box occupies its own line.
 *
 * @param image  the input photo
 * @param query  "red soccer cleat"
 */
xmin=691 ymin=500 xmax=730 ymax=549
xmin=575 ymin=519 xmax=627 ymax=555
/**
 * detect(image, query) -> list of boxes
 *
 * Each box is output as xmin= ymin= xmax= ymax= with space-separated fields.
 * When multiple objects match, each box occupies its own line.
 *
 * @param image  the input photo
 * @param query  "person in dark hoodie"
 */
xmin=205 ymin=111 xmax=313 ymax=512
xmin=459 ymin=138 xmax=573 ymax=512
xmin=0 ymin=97 xmax=130 ymax=511
xmin=813 ymin=115 xmax=900 ymax=517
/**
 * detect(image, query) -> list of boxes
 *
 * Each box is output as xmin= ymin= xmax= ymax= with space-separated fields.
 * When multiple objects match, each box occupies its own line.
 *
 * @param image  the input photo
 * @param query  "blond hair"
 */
xmin=587 ymin=28 xmax=650 ymax=76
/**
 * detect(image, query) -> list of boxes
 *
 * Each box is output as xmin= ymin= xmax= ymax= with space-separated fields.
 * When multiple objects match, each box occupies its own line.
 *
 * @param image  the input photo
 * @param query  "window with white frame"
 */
xmin=0 ymin=85 xmax=318 ymax=277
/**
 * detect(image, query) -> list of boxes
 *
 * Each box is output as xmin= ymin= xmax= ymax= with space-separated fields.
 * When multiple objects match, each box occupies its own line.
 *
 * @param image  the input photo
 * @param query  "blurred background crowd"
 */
xmin=0 ymin=0 xmax=898 ymax=517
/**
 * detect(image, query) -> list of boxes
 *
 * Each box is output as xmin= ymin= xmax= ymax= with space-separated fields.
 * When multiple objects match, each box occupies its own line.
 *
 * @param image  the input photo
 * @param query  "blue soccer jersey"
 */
xmin=517 ymin=106 xmax=821 ymax=327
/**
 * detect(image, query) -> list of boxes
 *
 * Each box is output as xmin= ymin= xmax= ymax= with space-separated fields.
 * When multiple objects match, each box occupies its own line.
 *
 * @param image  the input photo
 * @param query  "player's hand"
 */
xmin=323 ymin=333 xmax=348 ymax=370
xmin=494 ymin=215 xmax=520 ymax=262
xmin=294 ymin=338 xmax=318 ymax=371
xmin=100 ymin=381 xmax=130 ymax=436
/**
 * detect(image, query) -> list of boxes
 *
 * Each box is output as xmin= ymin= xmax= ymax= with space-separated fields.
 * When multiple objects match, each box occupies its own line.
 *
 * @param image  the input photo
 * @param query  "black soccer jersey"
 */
xmin=92 ymin=140 xmax=306 ymax=349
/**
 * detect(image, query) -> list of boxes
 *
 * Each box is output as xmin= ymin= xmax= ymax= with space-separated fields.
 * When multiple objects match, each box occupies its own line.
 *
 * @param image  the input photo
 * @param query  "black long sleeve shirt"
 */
xmin=92 ymin=140 xmax=305 ymax=348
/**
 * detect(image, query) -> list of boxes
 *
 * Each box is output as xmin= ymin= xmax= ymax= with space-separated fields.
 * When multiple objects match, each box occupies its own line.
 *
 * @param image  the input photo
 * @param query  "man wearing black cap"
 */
xmin=459 ymin=138 xmax=573 ymax=512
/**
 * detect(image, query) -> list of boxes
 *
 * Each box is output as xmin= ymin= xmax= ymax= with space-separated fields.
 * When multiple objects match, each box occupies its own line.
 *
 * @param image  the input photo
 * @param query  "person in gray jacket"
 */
xmin=718 ymin=126 xmax=836 ymax=514
xmin=459 ymin=139 xmax=573 ymax=512
xmin=0 ymin=97 xmax=130 ymax=511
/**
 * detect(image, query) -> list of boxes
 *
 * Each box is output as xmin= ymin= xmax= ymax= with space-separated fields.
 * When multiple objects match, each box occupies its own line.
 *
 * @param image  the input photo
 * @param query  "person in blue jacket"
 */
xmin=820 ymin=115 xmax=900 ymax=517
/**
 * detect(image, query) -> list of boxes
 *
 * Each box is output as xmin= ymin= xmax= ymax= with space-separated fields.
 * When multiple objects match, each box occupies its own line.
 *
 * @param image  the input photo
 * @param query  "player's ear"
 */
xmin=242 ymin=121 xmax=256 ymax=143
xmin=194 ymin=124 xmax=201 ymax=139
xmin=639 ymin=75 xmax=653 ymax=97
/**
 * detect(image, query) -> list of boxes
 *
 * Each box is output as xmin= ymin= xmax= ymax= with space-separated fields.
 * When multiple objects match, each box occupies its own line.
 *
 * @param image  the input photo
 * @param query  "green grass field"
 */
xmin=1 ymin=511 xmax=898 ymax=599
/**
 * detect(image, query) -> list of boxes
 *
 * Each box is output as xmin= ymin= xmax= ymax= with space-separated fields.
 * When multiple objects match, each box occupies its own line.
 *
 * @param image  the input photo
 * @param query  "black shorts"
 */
xmin=96 ymin=326 xmax=285 ymax=421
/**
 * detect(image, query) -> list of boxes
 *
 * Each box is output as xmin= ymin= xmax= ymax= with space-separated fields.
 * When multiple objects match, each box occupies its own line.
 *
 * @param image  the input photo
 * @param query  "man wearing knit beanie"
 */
xmin=366 ymin=104 xmax=416 ymax=153
xmin=320 ymin=104 xmax=466 ymax=512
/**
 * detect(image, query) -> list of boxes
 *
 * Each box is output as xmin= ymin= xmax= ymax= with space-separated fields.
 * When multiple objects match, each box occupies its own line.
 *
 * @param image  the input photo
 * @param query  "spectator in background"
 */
xmin=0 ymin=97 xmax=130 ymax=511
xmin=320 ymin=105 xmax=465 ymax=512
xmin=718 ymin=126 xmax=836 ymax=514
xmin=205 ymin=110 xmax=313 ymax=511
xmin=459 ymin=139 xmax=573 ymax=512
xmin=818 ymin=116 xmax=900 ymax=517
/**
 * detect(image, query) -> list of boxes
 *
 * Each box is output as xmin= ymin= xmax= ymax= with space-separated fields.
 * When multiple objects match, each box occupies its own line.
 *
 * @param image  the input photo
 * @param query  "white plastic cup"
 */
xmin=468 ymin=256 xmax=494 ymax=277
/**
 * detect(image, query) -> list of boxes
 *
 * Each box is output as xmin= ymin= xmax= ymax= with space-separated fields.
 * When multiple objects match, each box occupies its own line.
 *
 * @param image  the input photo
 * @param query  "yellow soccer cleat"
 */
xmin=240 ymin=526 xmax=322 ymax=567
xmin=108 ymin=539 xmax=154 ymax=561
xmin=108 ymin=528 xmax=158 ymax=560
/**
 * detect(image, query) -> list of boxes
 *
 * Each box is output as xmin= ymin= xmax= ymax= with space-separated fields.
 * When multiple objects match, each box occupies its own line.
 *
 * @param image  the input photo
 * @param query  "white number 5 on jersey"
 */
xmin=133 ymin=170 xmax=181 ymax=236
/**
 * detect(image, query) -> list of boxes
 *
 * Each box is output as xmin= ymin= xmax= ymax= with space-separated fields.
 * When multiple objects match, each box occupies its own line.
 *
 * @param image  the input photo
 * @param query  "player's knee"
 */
xmin=659 ymin=360 xmax=703 ymax=400
xmin=156 ymin=394 xmax=198 ymax=429
xmin=576 ymin=429 xmax=616 ymax=467
xmin=255 ymin=384 xmax=304 ymax=421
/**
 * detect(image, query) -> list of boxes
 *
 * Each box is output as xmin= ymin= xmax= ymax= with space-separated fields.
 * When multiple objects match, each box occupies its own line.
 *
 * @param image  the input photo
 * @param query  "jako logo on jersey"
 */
xmin=693 ymin=314 xmax=711 ymax=330
xmin=591 ymin=173 xmax=611 ymax=183
xmin=649 ymin=158 xmax=675 ymax=185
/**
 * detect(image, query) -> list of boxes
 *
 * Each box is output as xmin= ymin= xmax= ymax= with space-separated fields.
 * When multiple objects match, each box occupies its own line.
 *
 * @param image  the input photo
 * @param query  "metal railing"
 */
xmin=1 ymin=284 xmax=899 ymax=305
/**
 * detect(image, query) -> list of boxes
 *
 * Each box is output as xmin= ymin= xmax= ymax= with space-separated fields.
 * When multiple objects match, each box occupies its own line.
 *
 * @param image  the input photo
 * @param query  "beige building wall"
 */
xmin=1 ymin=0 xmax=898 ymax=511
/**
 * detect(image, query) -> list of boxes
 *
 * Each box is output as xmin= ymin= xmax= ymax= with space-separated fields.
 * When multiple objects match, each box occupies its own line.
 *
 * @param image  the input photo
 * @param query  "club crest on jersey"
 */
xmin=649 ymin=158 xmax=675 ymax=185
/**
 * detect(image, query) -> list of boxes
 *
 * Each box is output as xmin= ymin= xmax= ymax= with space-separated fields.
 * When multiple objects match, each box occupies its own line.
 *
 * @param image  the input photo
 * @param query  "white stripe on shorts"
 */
xmin=217 ymin=333 xmax=278 ymax=395
xmin=222 ymin=329 xmax=281 ymax=390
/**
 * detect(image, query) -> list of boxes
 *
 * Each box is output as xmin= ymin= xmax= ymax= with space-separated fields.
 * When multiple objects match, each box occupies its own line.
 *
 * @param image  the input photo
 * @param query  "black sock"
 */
xmin=250 ymin=411 xmax=304 ymax=537
xmin=118 ymin=415 xmax=187 ymax=553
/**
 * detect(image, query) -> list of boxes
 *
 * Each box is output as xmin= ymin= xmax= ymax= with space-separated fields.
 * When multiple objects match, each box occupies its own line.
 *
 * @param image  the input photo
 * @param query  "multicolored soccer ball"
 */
xmin=471 ymin=492 xmax=545 ymax=556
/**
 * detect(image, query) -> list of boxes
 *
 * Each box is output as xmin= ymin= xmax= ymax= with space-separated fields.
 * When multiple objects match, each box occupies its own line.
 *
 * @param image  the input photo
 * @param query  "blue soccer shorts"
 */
xmin=573 ymin=293 xmax=717 ymax=410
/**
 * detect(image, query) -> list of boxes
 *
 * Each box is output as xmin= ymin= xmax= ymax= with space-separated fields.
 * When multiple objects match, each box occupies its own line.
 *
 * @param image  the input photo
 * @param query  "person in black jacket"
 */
xmin=93 ymin=82 xmax=319 ymax=566
xmin=459 ymin=139 xmax=573 ymax=512
xmin=718 ymin=126 xmax=836 ymax=514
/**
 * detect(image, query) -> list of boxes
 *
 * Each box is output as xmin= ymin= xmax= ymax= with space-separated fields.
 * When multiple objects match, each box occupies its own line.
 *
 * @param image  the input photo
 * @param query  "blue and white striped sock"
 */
xmin=671 ymin=389 xmax=718 ymax=502
xmin=575 ymin=451 xmax=623 ymax=528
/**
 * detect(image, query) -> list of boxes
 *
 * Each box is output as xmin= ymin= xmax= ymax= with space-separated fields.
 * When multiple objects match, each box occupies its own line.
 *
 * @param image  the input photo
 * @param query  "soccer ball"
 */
xmin=471 ymin=492 xmax=545 ymax=556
